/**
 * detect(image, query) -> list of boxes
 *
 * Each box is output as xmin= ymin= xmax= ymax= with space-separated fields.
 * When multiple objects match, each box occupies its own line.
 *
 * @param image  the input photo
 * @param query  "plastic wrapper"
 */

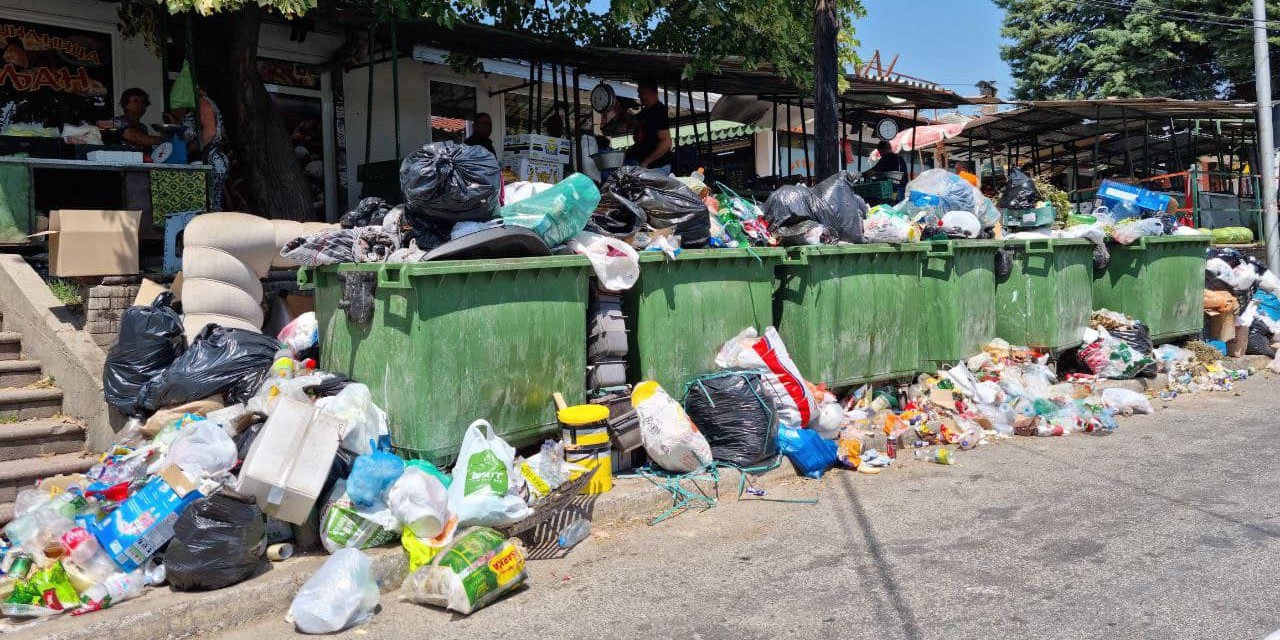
xmin=347 ymin=449 xmax=405 ymax=510
xmin=1111 ymin=218 xmax=1166 ymax=245
xmin=289 ymin=548 xmax=379 ymax=634
xmin=277 ymin=312 xmax=318 ymax=356
xmin=165 ymin=491 xmax=267 ymax=591
xmin=604 ymin=166 xmax=710 ymax=247
xmin=149 ymin=417 xmax=238 ymax=479
xmin=682 ymin=370 xmax=779 ymax=467
xmin=315 ymin=383 xmax=389 ymax=456
xmin=137 ymin=326 xmax=282 ymax=412
xmin=566 ymin=231 xmax=640 ymax=291
xmin=810 ymin=170 xmax=867 ymax=242
xmin=104 ymin=292 xmax=185 ymax=416
xmin=776 ymin=425 xmax=838 ymax=479
xmin=499 ymin=173 xmax=601 ymax=247
xmin=319 ymin=479 xmax=400 ymax=553
xmin=400 ymin=141 xmax=502 ymax=222
xmin=715 ymin=327 xmax=817 ymax=428
xmin=1100 ymin=388 xmax=1154 ymax=415
xmin=862 ymin=212 xmax=916 ymax=243
xmin=632 ymin=381 xmax=714 ymax=473
xmin=907 ymin=169 xmax=996 ymax=228
xmin=401 ymin=527 xmax=526 ymax=615
xmin=1110 ymin=322 xmax=1157 ymax=378
xmin=998 ymin=168 xmax=1042 ymax=210
xmin=1212 ymin=226 xmax=1255 ymax=244
xmin=2 ymin=561 xmax=80 ymax=617
xmin=447 ymin=420 xmax=533 ymax=526
xmin=517 ymin=441 xmax=575 ymax=503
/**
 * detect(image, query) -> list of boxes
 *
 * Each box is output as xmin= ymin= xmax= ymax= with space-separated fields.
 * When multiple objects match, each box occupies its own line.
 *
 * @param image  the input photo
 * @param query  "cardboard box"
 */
xmin=29 ymin=210 xmax=141 ymax=277
xmin=501 ymin=156 xmax=564 ymax=184
xmin=236 ymin=398 xmax=342 ymax=525
xmin=1205 ymin=312 xmax=1237 ymax=343
xmin=90 ymin=465 xmax=202 ymax=571
xmin=132 ymin=278 xmax=169 ymax=307
xmin=502 ymin=134 xmax=571 ymax=163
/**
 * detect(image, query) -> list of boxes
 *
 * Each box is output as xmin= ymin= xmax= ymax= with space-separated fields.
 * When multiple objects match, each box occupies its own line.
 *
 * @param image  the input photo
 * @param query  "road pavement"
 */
xmin=221 ymin=374 xmax=1280 ymax=640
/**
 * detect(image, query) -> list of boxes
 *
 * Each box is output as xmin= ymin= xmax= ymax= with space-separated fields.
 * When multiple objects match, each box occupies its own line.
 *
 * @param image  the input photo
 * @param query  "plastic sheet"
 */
xmin=566 ymin=231 xmax=640 ymax=291
xmin=682 ymin=370 xmax=779 ymax=467
xmin=165 ymin=491 xmax=267 ymax=591
xmin=137 ymin=325 xmax=281 ymax=413
xmin=314 ymin=383 xmax=389 ymax=456
xmin=104 ymin=292 xmax=185 ymax=416
xmin=498 ymin=173 xmax=601 ymax=247
xmin=1111 ymin=218 xmax=1165 ymax=245
xmin=400 ymin=141 xmax=502 ymax=222
xmin=150 ymin=418 xmax=238 ymax=479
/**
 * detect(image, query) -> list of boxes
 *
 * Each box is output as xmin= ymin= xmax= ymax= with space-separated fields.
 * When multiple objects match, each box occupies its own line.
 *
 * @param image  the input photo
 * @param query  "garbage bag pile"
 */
xmin=1201 ymin=246 xmax=1280 ymax=361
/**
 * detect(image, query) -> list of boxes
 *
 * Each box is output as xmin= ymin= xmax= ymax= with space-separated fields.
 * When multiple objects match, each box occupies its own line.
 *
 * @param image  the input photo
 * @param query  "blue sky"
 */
xmin=854 ymin=0 xmax=1014 ymax=100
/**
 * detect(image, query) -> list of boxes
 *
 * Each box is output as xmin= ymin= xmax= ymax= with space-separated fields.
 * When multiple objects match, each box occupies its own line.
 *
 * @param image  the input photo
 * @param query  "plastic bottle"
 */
xmin=59 ymin=527 xmax=116 ymax=584
xmin=75 ymin=570 xmax=146 ymax=614
xmin=271 ymin=356 xmax=295 ymax=379
xmin=557 ymin=519 xmax=591 ymax=549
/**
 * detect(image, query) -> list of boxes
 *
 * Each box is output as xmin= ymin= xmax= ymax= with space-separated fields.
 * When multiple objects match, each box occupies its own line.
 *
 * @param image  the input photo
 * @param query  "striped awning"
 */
xmin=611 ymin=120 xmax=763 ymax=150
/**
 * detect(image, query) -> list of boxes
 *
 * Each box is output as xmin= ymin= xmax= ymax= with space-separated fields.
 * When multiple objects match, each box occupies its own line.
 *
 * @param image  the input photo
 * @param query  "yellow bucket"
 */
xmin=566 ymin=443 xmax=613 ymax=494
xmin=558 ymin=404 xmax=611 ymax=447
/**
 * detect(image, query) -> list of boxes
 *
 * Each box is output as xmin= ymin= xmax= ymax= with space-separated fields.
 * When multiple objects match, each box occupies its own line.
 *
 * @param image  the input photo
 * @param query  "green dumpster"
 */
xmin=625 ymin=248 xmax=785 ymax=393
xmin=775 ymin=244 xmax=928 ymax=388
xmin=919 ymin=239 xmax=1003 ymax=370
xmin=302 ymin=257 xmax=592 ymax=466
xmin=995 ymin=238 xmax=1094 ymax=352
xmin=1092 ymin=236 xmax=1210 ymax=343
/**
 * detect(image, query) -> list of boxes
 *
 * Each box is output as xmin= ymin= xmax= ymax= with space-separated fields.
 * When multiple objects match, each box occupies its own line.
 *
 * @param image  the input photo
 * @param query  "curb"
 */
xmin=7 ymin=461 xmax=799 ymax=640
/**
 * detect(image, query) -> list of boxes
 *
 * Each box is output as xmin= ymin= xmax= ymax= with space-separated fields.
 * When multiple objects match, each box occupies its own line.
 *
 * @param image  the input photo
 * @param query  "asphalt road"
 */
xmin=221 ymin=374 xmax=1280 ymax=640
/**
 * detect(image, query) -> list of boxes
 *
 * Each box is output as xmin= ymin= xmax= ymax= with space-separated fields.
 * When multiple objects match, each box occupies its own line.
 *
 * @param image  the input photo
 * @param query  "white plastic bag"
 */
xmin=566 ymin=231 xmax=640 ymax=291
xmin=631 ymin=381 xmax=713 ymax=473
xmin=1101 ymin=388 xmax=1154 ymax=415
xmin=148 ymin=418 xmax=237 ymax=479
xmin=278 ymin=312 xmax=319 ymax=356
xmin=715 ymin=327 xmax=817 ymax=427
xmin=315 ymin=383 xmax=389 ymax=456
xmin=1259 ymin=269 xmax=1280 ymax=295
xmin=387 ymin=467 xmax=450 ymax=540
xmin=1111 ymin=218 xmax=1165 ymax=245
xmin=288 ymin=548 xmax=379 ymax=634
xmin=447 ymin=420 xmax=533 ymax=526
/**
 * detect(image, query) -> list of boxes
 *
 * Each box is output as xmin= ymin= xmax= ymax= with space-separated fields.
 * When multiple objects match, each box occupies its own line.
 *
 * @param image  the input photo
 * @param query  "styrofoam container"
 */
xmin=236 ymin=398 xmax=342 ymax=525
xmin=87 ymin=150 xmax=143 ymax=164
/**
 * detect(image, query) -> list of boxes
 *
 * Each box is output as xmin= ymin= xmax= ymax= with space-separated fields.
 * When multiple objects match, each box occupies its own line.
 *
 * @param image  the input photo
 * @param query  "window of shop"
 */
xmin=429 ymin=81 xmax=476 ymax=143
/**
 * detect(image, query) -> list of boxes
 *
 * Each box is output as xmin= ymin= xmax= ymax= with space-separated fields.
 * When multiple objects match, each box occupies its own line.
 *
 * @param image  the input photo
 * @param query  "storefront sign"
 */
xmin=0 ymin=19 xmax=112 ymax=128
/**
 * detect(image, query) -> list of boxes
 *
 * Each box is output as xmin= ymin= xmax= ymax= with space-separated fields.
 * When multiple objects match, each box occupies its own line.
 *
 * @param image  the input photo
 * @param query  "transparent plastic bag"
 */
xmin=347 ymin=449 xmax=406 ymax=510
xmin=148 ymin=417 xmax=237 ymax=479
xmin=315 ymin=383 xmax=389 ymax=456
xmin=277 ymin=312 xmax=318 ymax=356
xmin=566 ymin=231 xmax=640 ymax=291
xmin=1111 ymin=218 xmax=1165 ymax=245
xmin=387 ymin=467 xmax=451 ymax=540
xmin=1100 ymin=388 xmax=1154 ymax=415
xmin=288 ymin=548 xmax=379 ymax=634
xmin=499 ymin=173 xmax=602 ymax=247
xmin=447 ymin=420 xmax=533 ymax=526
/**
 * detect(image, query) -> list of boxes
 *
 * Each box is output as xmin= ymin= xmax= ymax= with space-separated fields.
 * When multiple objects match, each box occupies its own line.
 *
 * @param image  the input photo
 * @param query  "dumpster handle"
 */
xmin=377 ymin=265 xmax=412 ymax=289
xmin=1131 ymin=236 xmax=1149 ymax=251
xmin=926 ymin=242 xmax=955 ymax=258
xmin=780 ymin=250 xmax=809 ymax=265
xmin=1026 ymin=239 xmax=1054 ymax=254
xmin=296 ymin=268 xmax=314 ymax=290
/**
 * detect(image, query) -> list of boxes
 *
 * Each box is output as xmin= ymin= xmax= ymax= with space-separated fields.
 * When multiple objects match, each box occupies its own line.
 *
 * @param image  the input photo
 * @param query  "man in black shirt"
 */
xmin=464 ymin=112 xmax=495 ymax=155
xmin=869 ymin=139 xmax=907 ymax=175
xmin=625 ymin=80 xmax=673 ymax=174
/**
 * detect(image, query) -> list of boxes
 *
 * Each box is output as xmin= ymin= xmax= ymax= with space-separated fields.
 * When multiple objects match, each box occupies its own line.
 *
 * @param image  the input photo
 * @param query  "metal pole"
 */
xmin=390 ymin=19 xmax=400 ymax=158
xmin=673 ymin=78 xmax=683 ymax=175
xmin=1092 ymin=105 xmax=1101 ymax=186
xmin=856 ymin=109 xmax=864 ymax=172
xmin=535 ymin=63 xmax=543 ymax=134
xmin=364 ymin=23 xmax=374 ymax=164
xmin=526 ymin=63 xmax=536 ymax=135
xmin=771 ymin=96 xmax=779 ymax=178
xmin=800 ymin=100 xmax=811 ymax=180
xmin=786 ymin=97 xmax=794 ymax=178
xmin=1255 ymin=0 xmax=1280 ymax=272
xmin=1121 ymin=107 xmax=1134 ymax=178
xmin=704 ymin=81 xmax=715 ymax=177
xmin=572 ymin=69 xmax=582 ymax=175
xmin=688 ymin=86 xmax=701 ymax=174
xmin=910 ymin=107 xmax=919 ymax=179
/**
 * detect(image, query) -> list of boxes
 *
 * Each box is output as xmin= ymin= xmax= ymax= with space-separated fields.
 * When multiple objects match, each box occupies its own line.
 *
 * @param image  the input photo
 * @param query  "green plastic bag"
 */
xmin=170 ymin=62 xmax=196 ymax=110
xmin=499 ymin=173 xmax=601 ymax=247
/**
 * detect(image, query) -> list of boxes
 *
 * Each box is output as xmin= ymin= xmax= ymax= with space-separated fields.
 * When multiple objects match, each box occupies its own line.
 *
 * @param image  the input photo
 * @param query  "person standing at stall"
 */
xmin=175 ymin=89 xmax=229 ymax=211
xmin=98 ymin=88 xmax=162 ymax=151
xmin=625 ymin=80 xmax=673 ymax=174
xmin=463 ymin=112 xmax=495 ymax=155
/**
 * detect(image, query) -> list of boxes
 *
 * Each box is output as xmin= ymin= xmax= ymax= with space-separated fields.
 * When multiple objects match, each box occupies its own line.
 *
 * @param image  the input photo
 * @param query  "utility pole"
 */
xmin=1254 ymin=0 xmax=1280 ymax=273
xmin=813 ymin=0 xmax=840 ymax=181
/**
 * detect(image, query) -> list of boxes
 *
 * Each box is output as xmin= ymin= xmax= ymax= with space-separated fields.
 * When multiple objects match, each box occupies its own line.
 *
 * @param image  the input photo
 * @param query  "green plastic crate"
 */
xmin=302 ymin=257 xmax=591 ymax=466
xmin=775 ymin=243 xmax=928 ymax=388
xmin=1092 ymin=235 xmax=1210 ymax=342
xmin=852 ymin=180 xmax=896 ymax=205
xmin=625 ymin=248 xmax=785 ymax=394
xmin=919 ymin=239 xmax=1002 ymax=369
xmin=995 ymin=238 xmax=1094 ymax=352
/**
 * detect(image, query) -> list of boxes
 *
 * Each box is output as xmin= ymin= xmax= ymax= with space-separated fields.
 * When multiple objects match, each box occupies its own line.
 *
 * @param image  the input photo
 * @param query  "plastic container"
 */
xmin=775 ymin=244 xmax=928 ymax=387
xmin=919 ymin=240 xmax=1002 ymax=369
xmin=558 ymin=404 xmax=611 ymax=446
xmin=565 ymin=443 xmax=612 ymax=494
xmin=557 ymin=519 xmax=591 ymax=548
xmin=303 ymin=256 xmax=592 ymax=466
xmin=1092 ymin=235 xmax=1211 ymax=343
xmin=236 ymin=397 xmax=342 ymax=525
xmin=625 ymin=248 xmax=785 ymax=395
xmin=994 ymin=239 xmax=1094 ymax=352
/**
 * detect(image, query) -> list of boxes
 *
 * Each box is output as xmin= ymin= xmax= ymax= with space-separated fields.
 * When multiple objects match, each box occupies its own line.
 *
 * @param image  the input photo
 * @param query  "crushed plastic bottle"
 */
xmin=557 ymin=519 xmax=591 ymax=549
xmin=73 ymin=569 xmax=146 ymax=615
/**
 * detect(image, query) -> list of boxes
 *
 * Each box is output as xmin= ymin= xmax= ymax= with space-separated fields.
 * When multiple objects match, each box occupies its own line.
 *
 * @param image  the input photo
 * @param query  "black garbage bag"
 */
xmin=103 ymin=292 xmax=184 ymax=416
xmin=1110 ymin=322 xmax=1157 ymax=378
xmin=604 ymin=166 xmax=710 ymax=247
xmin=1247 ymin=318 xmax=1277 ymax=358
xmin=683 ymin=370 xmax=779 ymax=467
xmin=994 ymin=247 xmax=1015 ymax=279
xmin=165 ymin=491 xmax=267 ymax=591
xmin=998 ymin=168 xmax=1042 ymax=210
xmin=137 ymin=326 xmax=281 ymax=412
xmin=775 ymin=219 xmax=825 ymax=247
xmin=811 ymin=170 xmax=867 ymax=243
xmin=587 ymin=191 xmax=647 ymax=238
xmin=400 ymin=141 xmax=501 ymax=222
xmin=1092 ymin=242 xmax=1111 ymax=270
xmin=340 ymin=197 xmax=392 ymax=229
xmin=762 ymin=184 xmax=824 ymax=229
xmin=404 ymin=215 xmax=453 ymax=252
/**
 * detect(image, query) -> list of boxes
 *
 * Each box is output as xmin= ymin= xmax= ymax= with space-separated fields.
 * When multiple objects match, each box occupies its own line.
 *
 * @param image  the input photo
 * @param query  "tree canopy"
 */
xmin=995 ymin=0 xmax=1280 ymax=100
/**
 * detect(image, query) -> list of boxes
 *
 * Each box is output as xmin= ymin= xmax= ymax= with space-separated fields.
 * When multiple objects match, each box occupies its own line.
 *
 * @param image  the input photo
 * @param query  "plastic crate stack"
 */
xmin=586 ymin=287 xmax=643 ymax=470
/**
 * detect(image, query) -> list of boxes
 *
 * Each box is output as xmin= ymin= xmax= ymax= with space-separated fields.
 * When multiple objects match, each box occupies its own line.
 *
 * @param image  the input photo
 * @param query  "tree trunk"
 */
xmin=192 ymin=7 xmax=313 ymax=221
xmin=812 ymin=0 xmax=840 ymax=181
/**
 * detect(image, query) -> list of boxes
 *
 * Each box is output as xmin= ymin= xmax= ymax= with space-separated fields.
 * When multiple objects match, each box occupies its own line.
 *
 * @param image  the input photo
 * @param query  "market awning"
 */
xmin=610 ymin=120 xmax=764 ymax=149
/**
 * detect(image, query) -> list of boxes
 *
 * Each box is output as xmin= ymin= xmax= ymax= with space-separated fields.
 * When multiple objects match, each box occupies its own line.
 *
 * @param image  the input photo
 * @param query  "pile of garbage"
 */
xmin=1203 ymin=246 xmax=1280 ymax=362
xmin=2 ymin=300 xmax=590 ymax=633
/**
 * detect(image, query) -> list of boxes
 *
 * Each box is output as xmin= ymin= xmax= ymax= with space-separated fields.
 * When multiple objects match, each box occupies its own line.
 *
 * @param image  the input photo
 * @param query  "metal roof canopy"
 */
xmin=959 ymin=98 xmax=1257 ymax=147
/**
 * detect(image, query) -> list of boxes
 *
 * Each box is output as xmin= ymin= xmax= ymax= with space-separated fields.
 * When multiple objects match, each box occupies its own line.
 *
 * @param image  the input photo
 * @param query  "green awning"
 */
xmin=611 ymin=120 xmax=763 ymax=150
